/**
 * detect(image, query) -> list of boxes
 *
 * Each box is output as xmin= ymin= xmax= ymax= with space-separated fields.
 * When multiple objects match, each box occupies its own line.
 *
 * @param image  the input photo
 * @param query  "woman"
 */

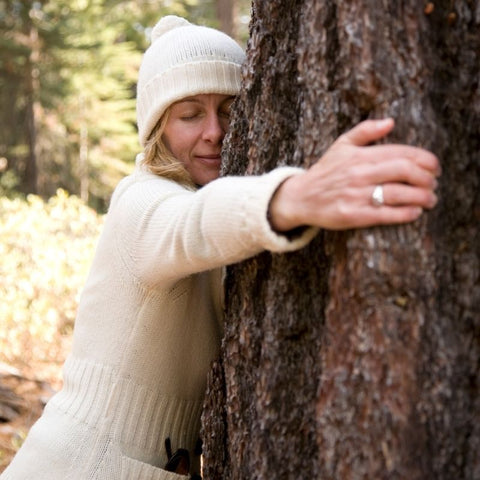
xmin=1 ymin=15 xmax=439 ymax=480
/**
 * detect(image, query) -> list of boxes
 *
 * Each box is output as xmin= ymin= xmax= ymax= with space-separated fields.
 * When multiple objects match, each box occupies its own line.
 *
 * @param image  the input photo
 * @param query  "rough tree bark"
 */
xmin=202 ymin=1 xmax=480 ymax=479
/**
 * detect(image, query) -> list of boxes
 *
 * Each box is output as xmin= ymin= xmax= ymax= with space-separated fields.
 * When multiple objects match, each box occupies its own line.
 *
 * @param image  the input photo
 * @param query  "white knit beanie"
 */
xmin=136 ymin=15 xmax=246 ymax=147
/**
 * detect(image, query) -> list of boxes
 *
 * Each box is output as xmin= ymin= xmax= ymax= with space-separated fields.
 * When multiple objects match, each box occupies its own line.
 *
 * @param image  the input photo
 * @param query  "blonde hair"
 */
xmin=142 ymin=108 xmax=196 ymax=189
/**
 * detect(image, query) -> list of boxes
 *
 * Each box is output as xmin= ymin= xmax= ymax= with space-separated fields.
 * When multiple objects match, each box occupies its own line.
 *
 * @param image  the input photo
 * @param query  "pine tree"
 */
xmin=1 ymin=0 xmax=233 ymax=209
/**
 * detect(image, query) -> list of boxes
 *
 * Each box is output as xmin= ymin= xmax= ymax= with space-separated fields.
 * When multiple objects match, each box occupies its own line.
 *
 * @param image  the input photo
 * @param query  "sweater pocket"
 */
xmin=120 ymin=454 xmax=189 ymax=480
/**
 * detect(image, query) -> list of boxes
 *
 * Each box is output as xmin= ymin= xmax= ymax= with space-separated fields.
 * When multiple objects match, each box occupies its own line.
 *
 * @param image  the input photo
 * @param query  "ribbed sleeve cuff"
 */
xmin=235 ymin=167 xmax=318 ymax=253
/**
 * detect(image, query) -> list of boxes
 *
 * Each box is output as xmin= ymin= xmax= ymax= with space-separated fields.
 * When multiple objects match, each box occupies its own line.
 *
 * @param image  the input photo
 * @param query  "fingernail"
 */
xmin=377 ymin=118 xmax=394 ymax=128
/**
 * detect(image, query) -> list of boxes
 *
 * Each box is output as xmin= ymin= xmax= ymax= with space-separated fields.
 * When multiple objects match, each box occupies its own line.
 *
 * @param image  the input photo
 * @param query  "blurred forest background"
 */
xmin=0 ymin=0 xmax=250 ymax=470
xmin=0 ymin=0 xmax=251 ymax=208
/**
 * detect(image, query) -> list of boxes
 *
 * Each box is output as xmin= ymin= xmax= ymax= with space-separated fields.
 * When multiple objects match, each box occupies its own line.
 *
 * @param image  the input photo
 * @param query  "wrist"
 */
xmin=267 ymin=174 xmax=304 ymax=232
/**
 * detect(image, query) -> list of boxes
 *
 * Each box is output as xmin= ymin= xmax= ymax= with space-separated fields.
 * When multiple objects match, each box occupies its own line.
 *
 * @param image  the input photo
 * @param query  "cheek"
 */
xmin=161 ymin=129 xmax=173 ymax=152
xmin=163 ymin=126 xmax=198 ymax=161
xmin=162 ymin=134 xmax=186 ymax=160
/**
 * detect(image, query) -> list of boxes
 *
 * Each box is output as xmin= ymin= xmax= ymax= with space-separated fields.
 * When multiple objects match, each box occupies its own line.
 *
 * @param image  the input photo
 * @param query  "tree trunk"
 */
xmin=216 ymin=0 xmax=236 ymax=39
xmin=202 ymin=1 xmax=480 ymax=479
xmin=79 ymin=95 xmax=89 ymax=203
xmin=23 ymin=20 xmax=40 ymax=194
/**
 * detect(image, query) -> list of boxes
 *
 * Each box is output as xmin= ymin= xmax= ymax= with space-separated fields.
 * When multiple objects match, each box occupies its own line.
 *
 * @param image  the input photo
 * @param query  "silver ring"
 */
xmin=371 ymin=185 xmax=384 ymax=207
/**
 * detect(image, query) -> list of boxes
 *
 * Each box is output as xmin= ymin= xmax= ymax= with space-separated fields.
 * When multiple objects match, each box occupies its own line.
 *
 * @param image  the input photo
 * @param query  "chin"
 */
xmin=195 ymin=172 xmax=220 ymax=186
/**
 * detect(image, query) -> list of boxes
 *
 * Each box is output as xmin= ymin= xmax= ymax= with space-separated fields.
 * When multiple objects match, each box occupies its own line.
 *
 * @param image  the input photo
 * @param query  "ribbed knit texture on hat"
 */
xmin=136 ymin=16 xmax=245 ymax=147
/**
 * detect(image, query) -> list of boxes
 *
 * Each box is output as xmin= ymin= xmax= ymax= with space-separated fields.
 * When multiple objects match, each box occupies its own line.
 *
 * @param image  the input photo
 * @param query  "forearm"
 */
xmin=113 ymin=168 xmax=318 ymax=284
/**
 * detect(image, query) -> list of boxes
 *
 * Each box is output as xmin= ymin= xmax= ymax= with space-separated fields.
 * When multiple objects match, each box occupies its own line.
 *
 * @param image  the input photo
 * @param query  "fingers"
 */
xmin=286 ymin=119 xmax=442 ymax=231
xmin=332 ymin=183 xmax=437 ymax=228
xmin=334 ymin=118 xmax=441 ymax=177
xmin=328 ymin=195 xmax=430 ymax=230
xmin=372 ymin=183 xmax=438 ymax=209
xmin=337 ymin=118 xmax=395 ymax=147
xmin=321 ymin=200 xmax=426 ymax=231
xmin=341 ymin=183 xmax=436 ymax=229
xmin=364 ymin=158 xmax=438 ymax=189
xmin=367 ymin=144 xmax=441 ymax=176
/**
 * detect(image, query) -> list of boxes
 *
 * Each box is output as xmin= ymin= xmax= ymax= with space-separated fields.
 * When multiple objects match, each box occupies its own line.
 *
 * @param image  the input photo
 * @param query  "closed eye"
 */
xmin=180 ymin=112 xmax=203 ymax=121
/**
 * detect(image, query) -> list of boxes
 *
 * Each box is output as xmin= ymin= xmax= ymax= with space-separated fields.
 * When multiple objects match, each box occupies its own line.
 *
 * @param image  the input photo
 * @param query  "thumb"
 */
xmin=339 ymin=118 xmax=395 ymax=146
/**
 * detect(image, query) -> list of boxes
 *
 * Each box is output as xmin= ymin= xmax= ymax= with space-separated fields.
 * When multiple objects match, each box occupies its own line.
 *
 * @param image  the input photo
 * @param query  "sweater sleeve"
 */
xmin=109 ymin=166 xmax=318 ymax=285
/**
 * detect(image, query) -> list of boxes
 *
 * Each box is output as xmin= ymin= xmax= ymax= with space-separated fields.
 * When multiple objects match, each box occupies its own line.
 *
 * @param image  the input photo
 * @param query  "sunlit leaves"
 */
xmin=0 ymin=191 xmax=103 ymax=373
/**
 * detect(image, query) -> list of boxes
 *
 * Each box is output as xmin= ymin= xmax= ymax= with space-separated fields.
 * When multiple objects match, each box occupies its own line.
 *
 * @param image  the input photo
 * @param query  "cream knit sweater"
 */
xmin=1 ymin=163 xmax=317 ymax=480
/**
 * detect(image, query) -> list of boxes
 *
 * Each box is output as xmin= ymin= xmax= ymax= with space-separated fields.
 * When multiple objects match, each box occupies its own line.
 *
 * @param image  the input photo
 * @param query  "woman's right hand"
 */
xmin=268 ymin=118 xmax=441 ymax=231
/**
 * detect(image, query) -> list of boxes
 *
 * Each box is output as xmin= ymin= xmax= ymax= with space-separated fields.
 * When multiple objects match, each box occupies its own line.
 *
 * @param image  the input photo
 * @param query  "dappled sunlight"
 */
xmin=0 ymin=190 xmax=103 ymax=470
xmin=0 ymin=189 xmax=103 ymax=379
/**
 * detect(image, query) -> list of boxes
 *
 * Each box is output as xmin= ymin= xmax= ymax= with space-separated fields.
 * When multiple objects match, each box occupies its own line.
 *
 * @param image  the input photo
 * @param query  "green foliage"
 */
xmin=0 ymin=169 xmax=21 ymax=197
xmin=0 ymin=0 xmax=251 ymax=209
xmin=0 ymin=191 xmax=103 ymax=371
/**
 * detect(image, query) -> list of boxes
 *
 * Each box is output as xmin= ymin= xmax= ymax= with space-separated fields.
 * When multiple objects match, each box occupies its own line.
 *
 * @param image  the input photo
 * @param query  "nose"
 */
xmin=202 ymin=113 xmax=226 ymax=145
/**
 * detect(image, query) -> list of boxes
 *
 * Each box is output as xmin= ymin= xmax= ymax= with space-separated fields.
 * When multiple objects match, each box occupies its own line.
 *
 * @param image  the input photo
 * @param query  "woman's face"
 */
xmin=162 ymin=93 xmax=235 ymax=186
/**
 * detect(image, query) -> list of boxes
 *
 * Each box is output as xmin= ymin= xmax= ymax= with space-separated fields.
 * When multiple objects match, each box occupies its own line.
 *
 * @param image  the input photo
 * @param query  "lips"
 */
xmin=195 ymin=154 xmax=221 ymax=166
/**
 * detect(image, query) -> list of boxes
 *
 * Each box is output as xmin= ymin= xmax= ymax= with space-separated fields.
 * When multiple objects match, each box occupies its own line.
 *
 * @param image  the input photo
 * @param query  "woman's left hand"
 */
xmin=268 ymin=118 xmax=441 ymax=231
